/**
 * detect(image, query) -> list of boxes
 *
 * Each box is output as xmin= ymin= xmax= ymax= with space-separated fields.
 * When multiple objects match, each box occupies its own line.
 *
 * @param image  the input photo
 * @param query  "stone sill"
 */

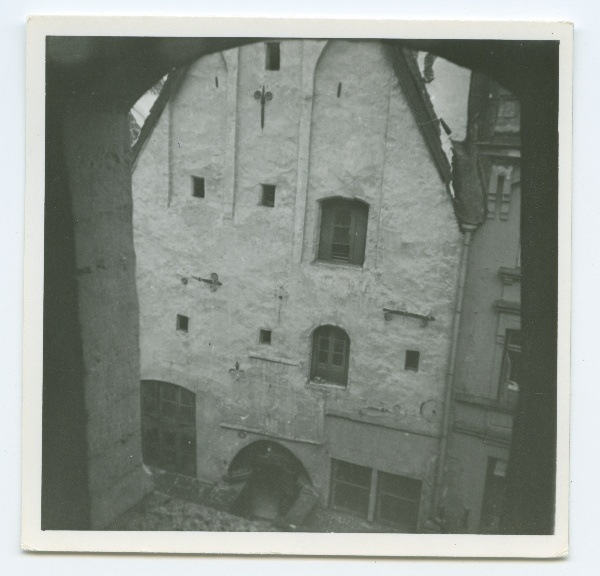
xmin=498 ymin=266 xmax=521 ymax=285
xmin=493 ymin=299 xmax=521 ymax=315
xmin=310 ymin=259 xmax=366 ymax=272
xmin=453 ymin=422 xmax=512 ymax=447
xmin=455 ymin=392 xmax=517 ymax=414
xmin=306 ymin=380 xmax=350 ymax=395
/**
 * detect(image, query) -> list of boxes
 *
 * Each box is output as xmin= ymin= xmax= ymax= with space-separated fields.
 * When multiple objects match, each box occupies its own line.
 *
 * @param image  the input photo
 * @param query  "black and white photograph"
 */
xmin=21 ymin=17 xmax=571 ymax=557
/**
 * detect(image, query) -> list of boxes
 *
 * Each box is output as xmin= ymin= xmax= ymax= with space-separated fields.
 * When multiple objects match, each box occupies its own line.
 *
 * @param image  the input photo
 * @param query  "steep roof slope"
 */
xmin=388 ymin=46 xmax=453 ymax=185
xmin=131 ymin=67 xmax=188 ymax=169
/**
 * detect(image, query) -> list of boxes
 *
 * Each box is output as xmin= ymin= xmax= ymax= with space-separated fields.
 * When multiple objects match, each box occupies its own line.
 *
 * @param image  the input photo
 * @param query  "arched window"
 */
xmin=311 ymin=325 xmax=350 ymax=386
xmin=318 ymin=198 xmax=368 ymax=266
xmin=140 ymin=380 xmax=196 ymax=477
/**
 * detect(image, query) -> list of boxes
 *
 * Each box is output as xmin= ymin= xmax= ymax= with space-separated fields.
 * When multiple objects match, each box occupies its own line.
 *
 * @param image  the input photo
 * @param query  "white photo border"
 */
xmin=23 ymin=16 xmax=572 ymax=557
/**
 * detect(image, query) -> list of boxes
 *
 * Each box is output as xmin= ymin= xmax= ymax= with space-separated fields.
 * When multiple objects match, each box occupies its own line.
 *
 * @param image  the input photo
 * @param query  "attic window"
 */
xmin=265 ymin=42 xmax=280 ymax=71
xmin=405 ymin=350 xmax=420 ymax=372
xmin=176 ymin=314 xmax=189 ymax=333
xmin=259 ymin=329 xmax=272 ymax=345
xmin=261 ymin=184 xmax=276 ymax=207
xmin=192 ymin=177 xmax=205 ymax=198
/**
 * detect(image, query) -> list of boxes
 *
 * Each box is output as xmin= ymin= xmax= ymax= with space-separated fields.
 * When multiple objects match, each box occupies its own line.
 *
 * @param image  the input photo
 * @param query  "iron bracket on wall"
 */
xmin=179 ymin=272 xmax=223 ymax=291
xmin=383 ymin=306 xmax=435 ymax=327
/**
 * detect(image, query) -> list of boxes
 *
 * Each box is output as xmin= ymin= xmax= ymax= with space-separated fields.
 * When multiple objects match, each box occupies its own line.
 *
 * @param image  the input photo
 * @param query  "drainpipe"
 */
xmin=432 ymin=223 xmax=476 ymax=520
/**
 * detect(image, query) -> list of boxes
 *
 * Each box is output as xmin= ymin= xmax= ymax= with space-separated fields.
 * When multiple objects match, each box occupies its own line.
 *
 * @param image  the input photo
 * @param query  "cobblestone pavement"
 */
xmin=109 ymin=492 xmax=277 ymax=532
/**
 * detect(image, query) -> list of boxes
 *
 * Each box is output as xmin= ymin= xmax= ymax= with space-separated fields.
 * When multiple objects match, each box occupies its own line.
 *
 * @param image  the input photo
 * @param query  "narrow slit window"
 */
xmin=265 ymin=42 xmax=280 ymax=71
xmin=337 ymin=82 xmax=342 ymax=98
xmin=215 ymin=76 xmax=219 ymax=88
xmin=261 ymin=184 xmax=276 ymax=207
xmin=405 ymin=350 xmax=420 ymax=372
xmin=496 ymin=174 xmax=506 ymax=196
xmin=259 ymin=329 xmax=272 ymax=345
xmin=176 ymin=314 xmax=189 ymax=333
xmin=192 ymin=176 xmax=205 ymax=198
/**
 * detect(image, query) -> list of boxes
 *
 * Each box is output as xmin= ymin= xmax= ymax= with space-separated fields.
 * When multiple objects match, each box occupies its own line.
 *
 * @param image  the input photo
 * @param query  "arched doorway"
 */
xmin=227 ymin=441 xmax=312 ymax=521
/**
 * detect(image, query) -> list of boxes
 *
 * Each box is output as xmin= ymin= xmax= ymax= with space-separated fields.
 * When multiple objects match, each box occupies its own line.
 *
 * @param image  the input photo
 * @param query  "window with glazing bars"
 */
xmin=311 ymin=325 xmax=350 ymax=386
xmin=330 ymin=459 xmax=371 ymax=518
xmin=375 ymin=471 xmax=421 ymax=531
xmin=141 ymin=380 xmax=197 ymax=477
xmin=318 ymin=198 xmax=368 ymax=265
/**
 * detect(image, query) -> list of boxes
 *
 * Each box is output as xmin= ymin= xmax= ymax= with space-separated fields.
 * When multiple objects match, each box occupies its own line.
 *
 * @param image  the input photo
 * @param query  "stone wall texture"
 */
xmin=132 ymin=40 xmax=464 ymax=529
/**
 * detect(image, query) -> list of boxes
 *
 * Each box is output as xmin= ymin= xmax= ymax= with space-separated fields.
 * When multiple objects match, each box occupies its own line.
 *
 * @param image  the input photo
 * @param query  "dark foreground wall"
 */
xmin=42 ymin=37 xmax=559 ymax=533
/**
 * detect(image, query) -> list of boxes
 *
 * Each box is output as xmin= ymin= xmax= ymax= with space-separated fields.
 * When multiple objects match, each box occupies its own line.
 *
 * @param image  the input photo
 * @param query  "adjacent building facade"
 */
xmin=443 ymin=73 xmax=522 ymax=533
xmin=131 ymin=40 xmax=519 ymax=533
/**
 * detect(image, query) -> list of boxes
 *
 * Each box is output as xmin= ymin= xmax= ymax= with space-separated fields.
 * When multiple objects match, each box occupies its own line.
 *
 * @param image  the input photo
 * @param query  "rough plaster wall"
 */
xmin=171 ymin=54 xmax=228 ymax=211
xmin=132 ymin=40 xmax=463 ymax=506
xmin=453 ymin=180 xmax=521 ymax=399
xmin=64 ymin=100 xmax=152 ymax=529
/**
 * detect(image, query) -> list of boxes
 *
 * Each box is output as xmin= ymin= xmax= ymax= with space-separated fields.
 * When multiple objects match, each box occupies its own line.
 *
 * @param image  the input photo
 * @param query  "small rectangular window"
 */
xmin=405 ymin=350 xmax=420 ymax=372
xmin=259 ymin=329 xmax=272 ymax=345
xmin=260 ymin=184 xmax=276 ymax=207
xmin=176 ymin=314 xmax=189 ymax=333
xmin=192 ymin=176 xmax=205 ymax=198
xmin=265 ymin=42 xmax=280 ymax=71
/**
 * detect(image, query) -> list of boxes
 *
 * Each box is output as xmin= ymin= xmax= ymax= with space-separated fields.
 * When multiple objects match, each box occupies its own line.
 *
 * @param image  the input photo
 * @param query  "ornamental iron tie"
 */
xmin=254 ymin=85 xmax=273 ymax=129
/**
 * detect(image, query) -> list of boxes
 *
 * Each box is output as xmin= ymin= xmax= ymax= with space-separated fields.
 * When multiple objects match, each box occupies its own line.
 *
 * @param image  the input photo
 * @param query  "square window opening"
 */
xmin=176 ymin=314 xmax=189 ymax=333
xmin=259 ymin=329 xmax=272 ymax=345
xmin=261 ymin=184 xmax=276 ymax=207
xmin=192 ymin=176 xmax=205 ymax=198
xmin=405 ymin=350 xmax=420 ymax=372
xmin=265 ymin=42 xmax=280 ymax=71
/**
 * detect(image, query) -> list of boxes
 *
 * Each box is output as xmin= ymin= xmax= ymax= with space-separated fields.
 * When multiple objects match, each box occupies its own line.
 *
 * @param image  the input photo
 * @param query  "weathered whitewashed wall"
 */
xmin=132 ymin=40 xmax=463 ymax=526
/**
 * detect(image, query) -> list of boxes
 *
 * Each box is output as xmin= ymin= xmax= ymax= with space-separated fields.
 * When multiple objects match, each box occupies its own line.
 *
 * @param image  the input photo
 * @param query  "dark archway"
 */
xmin=227 ymin=441 xmax=312 ymax=520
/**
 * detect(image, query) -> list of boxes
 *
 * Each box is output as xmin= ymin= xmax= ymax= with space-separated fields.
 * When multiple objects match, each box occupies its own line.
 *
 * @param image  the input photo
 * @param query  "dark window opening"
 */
xmin=176 ymin=314 xmax=189 ymax=333
xmin=311 ymin=325 xmax=350 ymax=386
xmin=265 ymin=42 xmax=280 ymax=71
xmin=405 ymin=350 xmax=420 ymax=372
xmin=259 ymin=329 xmax=272 ymax=345
xmin=141 ymin=381 xmax=197 ymax=477
xmin=375 ymin=471 xmax=421 ymax=531
xmin=215 ymin=76 xmax=219 ymax=88
xmin=498 ymin=329 xmax=522 ymax=406
xmin=480 ymin=457 xmax=507 ymax=534
xmin=497 ymin=174 xmax=506 ymax=196
xmin=192 ymin=176 xmax=205 ymax=198
xmin=261 ymin=184 xmax=276 ymax=207
xmin=337 ymin=82 xmax=342 ymax=97
xmin=330 ymin=459 xmax=371 ymax=518
xmin=318 ymin=198 xmax=368 ymax=266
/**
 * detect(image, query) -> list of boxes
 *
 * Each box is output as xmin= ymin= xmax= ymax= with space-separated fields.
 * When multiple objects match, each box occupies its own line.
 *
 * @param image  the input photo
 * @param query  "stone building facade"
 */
xmin=443 ymin=73 xmax=522 ymax=533
xmin=132 ymin=40 xmax=466 ymax=531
